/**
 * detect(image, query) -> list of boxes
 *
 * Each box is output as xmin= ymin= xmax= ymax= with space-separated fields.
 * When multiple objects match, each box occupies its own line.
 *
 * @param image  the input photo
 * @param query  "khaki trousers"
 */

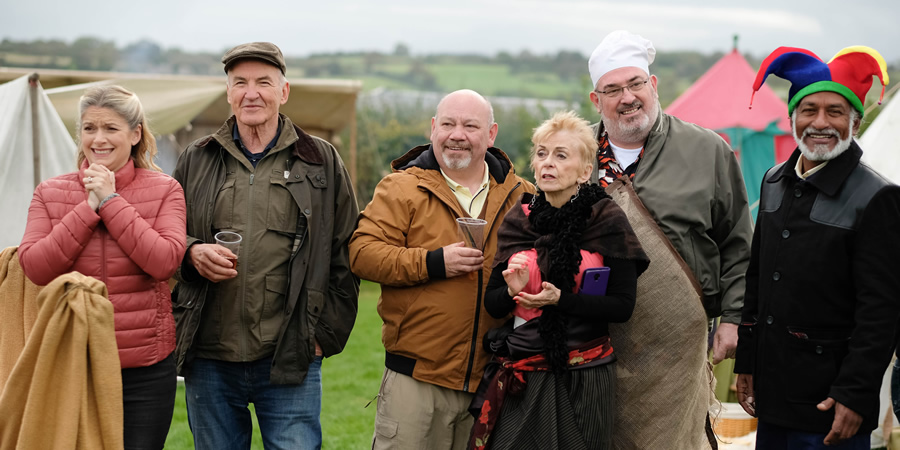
xmin=372 ymin=368 xmax=474 ymax=450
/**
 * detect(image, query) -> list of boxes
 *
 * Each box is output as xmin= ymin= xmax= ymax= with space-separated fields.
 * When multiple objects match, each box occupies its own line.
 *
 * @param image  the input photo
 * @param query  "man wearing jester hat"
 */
xmin=734 ymin=45 xmax=900 ymax=448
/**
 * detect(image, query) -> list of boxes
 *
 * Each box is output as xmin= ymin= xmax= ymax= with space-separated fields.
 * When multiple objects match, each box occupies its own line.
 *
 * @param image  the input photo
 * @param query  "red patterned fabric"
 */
xmin=596 ymin=132 xmax=644 ymax=188
xmin=470 ymin=336 xmax=614 ymax=450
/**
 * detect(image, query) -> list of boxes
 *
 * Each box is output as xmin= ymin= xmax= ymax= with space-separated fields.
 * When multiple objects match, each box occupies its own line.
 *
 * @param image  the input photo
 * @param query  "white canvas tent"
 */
xmin=858 ymin=86 xmax=900 ymax=447
xmin=0 ymin=67 xmax=361 ymax=250
xmin=860 ymin=86 xmax=900 ymax=182
xmin=0 ymin=74 xmax=77 ymax=249
xmin=0 ymin=66 xmax=362 ymax=177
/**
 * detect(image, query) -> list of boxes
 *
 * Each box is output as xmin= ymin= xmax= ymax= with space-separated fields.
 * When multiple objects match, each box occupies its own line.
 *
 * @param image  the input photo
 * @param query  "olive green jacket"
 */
xmin=173 ymin=115 xmax=359 ymax=384
xmin=592 ymin=111 xmax=752 ymax=324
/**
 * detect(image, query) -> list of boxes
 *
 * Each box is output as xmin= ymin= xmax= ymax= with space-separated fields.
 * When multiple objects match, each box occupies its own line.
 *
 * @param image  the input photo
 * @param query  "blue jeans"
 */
xmin=756 ymin=420 xmax=869 ymax=449
xmin=184 ymin=356 xmax=323 ymax=450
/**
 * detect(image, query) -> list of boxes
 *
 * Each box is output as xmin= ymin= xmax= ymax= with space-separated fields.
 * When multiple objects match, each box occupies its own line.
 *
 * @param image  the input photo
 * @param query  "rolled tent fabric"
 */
xmin=0 ymin=271 xmax=123 ymax=450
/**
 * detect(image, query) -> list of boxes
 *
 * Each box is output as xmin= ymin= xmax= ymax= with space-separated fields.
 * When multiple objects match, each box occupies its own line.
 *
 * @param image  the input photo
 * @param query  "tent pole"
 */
xmin=28 ymin=73 xmax=41 ymax=188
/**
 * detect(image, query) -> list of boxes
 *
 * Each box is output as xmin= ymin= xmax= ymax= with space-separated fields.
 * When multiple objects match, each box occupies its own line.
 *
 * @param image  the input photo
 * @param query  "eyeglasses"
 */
xmin=594 ymin=79 xmax=649 ymax=99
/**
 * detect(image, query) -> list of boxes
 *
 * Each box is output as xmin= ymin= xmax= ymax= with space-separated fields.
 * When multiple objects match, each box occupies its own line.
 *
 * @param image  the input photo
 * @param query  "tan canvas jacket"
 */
xmin=350 ymin=144 xmax=534 ymax=392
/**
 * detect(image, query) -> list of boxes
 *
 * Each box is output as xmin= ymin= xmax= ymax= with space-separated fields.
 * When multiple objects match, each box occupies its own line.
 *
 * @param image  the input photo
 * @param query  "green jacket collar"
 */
xmin=196 ymin=114 xmax=325 ymax=165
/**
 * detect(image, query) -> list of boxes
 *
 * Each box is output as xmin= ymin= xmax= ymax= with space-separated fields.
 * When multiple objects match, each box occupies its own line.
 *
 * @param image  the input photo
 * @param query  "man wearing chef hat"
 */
xmin=586 ymin=30 xmax=753 ymax=364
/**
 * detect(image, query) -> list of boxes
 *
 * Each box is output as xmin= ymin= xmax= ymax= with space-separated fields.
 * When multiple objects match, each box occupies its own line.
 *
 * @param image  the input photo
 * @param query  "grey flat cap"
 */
xmin=222 ymin=42 xmax=286 ymax=75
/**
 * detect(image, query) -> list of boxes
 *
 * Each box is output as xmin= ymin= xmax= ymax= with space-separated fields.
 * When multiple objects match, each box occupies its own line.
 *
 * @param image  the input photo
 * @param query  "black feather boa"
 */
xmin=528 ymin=183 xmax=610 ymax=372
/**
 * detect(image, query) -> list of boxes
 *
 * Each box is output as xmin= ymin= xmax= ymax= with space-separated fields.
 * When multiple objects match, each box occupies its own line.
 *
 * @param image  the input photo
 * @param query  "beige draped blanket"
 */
xmin=606 ymin=178 xmax=715 ymax=449
xmin=0 ymin=269 xmax=123 ymax=450
xmin=0 ymin=246 xmax=42 ymax=388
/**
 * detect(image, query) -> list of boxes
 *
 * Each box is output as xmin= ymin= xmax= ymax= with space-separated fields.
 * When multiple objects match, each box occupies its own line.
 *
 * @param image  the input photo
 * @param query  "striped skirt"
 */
xmin=487 ymin=362 xmax=616 ymax=450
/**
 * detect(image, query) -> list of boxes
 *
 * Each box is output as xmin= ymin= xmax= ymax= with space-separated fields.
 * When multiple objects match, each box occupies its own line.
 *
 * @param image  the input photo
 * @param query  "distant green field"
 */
xmin=372 ymin=63 xmax=409 ymax=76
xmin=164 ymin=281 xmax=383 ymax=449
xmin=357 ymin=75 xmax=418 ymax=91
xmin=350 ymin=61 xmax=587 ymax=98
xmin=426 ymin=63 xmax=583 ymax=99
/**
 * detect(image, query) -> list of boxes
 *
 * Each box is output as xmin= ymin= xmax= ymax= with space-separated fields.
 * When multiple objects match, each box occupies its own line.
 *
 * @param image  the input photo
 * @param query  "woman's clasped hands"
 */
xmin=83 ymin=163 xmax=116 ymax=210
xmin=502 ymin=253 xmax=561 ymax=309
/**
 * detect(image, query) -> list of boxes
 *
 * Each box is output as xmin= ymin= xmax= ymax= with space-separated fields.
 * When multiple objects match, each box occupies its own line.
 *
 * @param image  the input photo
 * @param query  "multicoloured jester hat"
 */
xmin=751 ymin=46 xmax=889 ymax=117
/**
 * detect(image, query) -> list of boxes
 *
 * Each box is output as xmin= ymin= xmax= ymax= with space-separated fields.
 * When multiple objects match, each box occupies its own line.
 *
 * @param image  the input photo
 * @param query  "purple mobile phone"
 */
xmin=579 ymin=267 xmax=610 ymax=296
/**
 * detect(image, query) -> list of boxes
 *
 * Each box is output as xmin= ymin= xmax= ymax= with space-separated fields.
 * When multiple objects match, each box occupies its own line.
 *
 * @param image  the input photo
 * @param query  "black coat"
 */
xmin=734 ymin=143 xmax=900 ymax=434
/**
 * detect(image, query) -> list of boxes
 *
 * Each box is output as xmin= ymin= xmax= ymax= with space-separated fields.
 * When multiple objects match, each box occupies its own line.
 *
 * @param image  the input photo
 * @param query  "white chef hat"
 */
xmin=589 ymin=30 xmax=656 ymax=88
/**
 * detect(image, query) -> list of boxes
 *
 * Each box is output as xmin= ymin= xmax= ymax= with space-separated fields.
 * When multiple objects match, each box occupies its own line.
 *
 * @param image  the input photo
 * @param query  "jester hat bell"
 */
xmin=751 ymin=46 xmax=889 ymax=117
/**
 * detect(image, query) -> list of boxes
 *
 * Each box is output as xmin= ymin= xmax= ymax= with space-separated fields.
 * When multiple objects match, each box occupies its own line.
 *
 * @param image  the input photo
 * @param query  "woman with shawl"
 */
xmin=470 ymin=111 xmax=649 ymax=450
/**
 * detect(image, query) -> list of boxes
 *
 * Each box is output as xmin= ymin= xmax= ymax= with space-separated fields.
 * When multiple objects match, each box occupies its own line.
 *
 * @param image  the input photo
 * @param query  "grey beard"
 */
xmin=601 ymin=98 xmax=658 ymax=145
xmin=442 ymin=152 xmax=472 ymax=170
xmin=794 ymin=127 xmax=853 ymax=162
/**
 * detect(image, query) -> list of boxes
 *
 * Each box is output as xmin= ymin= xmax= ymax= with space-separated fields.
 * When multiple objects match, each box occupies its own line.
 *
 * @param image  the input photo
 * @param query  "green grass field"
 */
xmin=163 ymin=281 xmax=383 ymax=449
xmin=426 ymin=63 xmax=583 ymax=99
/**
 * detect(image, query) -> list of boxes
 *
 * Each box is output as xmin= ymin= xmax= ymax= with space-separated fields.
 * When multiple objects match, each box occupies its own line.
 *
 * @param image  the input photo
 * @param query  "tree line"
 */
xmin=0 ymin=37 xmax=728 ymax=97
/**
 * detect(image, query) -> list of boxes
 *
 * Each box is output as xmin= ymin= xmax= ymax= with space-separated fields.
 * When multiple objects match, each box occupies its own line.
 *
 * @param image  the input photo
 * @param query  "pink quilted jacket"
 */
xmin=19 ymin=159 xmax=186 ymax=369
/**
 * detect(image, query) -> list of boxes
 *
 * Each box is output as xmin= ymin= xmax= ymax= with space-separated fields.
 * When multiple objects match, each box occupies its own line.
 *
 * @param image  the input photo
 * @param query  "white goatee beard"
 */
xmin=793 ymin=123 xmax=853 ymax=162
xmin=442 ymin=152 xmax=472 ymax=170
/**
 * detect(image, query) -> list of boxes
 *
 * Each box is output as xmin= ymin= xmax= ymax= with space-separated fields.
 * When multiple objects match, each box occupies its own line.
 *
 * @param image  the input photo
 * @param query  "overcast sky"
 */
xmin=4 ymin=0 xmax=899 ymax=63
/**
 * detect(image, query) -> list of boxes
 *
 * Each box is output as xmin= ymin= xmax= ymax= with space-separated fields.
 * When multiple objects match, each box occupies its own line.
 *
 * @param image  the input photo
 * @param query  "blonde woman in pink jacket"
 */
xmin=19 ymin=85 xmax=186 ymax=450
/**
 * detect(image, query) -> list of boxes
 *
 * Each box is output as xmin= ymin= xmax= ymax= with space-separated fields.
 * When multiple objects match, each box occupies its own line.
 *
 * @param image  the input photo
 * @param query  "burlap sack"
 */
xmin=606 ymin=178 xmax=715 ymax=449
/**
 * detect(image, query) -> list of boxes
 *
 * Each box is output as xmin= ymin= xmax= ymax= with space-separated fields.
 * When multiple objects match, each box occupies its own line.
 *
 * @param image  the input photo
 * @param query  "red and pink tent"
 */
xmin=665 ymin=48 xmax=795 ymax=217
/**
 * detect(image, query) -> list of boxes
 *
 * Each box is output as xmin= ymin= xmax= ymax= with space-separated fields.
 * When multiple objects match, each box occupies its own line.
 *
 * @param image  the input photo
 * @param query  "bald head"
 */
xmin=435 ymin=89 xmax=494 ymax=126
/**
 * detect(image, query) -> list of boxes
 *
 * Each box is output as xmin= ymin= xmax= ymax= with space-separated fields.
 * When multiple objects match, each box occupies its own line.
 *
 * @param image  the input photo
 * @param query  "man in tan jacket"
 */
xmin=350 ymin=89 xmax=533 ymax=450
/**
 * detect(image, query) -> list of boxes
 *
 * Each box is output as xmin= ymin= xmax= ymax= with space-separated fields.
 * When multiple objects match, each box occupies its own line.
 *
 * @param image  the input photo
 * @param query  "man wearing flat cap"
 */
xmin=587 ymin=31 xmax=753 ymax=364
xmin=172 ymin=41 xmax=359 ymax=448
xmin=734 ymin=46 xmax=900 ymax=448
